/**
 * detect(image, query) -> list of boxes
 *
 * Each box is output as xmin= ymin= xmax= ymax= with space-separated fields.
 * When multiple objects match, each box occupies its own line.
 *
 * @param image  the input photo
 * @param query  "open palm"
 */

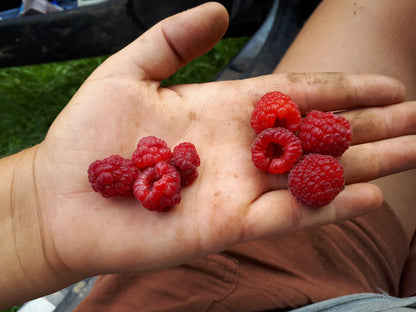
xmin=24 ymin=3 xmax=412 ymax=284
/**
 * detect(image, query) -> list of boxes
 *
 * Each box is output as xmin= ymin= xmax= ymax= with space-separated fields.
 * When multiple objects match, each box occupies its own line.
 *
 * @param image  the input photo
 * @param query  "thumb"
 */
xmin=95 ymin=2 xmax=229 ymax=81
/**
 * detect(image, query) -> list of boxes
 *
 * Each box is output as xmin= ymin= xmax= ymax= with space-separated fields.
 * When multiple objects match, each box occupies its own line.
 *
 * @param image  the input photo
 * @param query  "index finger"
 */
xmin=241 ymin=73 xmax=406 ymax=113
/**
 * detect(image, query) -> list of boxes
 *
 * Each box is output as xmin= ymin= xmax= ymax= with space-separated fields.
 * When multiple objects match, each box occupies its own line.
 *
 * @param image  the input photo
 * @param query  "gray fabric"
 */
xmin=290 ymin=293 xmax=416 ymax=312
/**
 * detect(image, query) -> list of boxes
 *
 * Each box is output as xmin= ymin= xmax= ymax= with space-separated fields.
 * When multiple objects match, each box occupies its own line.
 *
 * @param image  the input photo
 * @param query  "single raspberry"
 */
xmin=88 ymin=155 xmax=139 ymax=198
xmin=251 ymin=127 xmax=303 ymax=174
xmin=170 ymin=142 xmax=201 ymax=186
xmin=250 ymin=91 xmax=302 ymax=134
xmin=298 ymin=110 xmax=352 ymax=157
xmin=288 ymin=154 xmax=345 ymax=208
xmin=133 ymin=161 xmax=181 ymax=212
xmin=132 ymin=136 xmax=172 ymax=170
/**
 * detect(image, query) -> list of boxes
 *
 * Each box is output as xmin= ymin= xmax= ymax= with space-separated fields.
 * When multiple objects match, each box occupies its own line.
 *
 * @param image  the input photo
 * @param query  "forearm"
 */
xmin=0 ymin=147 xmax=76 ymax=309
xmin=0 ymin=149 xmax=34 ymax=308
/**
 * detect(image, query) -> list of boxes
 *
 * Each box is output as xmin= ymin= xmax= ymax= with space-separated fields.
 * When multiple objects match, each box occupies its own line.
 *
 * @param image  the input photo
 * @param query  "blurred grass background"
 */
xmin=0 ymin=36 xmax=248 ymax=312
xmin=1 ymin=307 xmax=19 ymax=312
xmin=0 ymin=37 xmax=248 ymax=158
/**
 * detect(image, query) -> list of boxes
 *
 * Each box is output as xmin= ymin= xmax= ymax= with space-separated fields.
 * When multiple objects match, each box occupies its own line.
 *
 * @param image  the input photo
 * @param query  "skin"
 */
xmin=274 ymin=0 xmax=416 ymax=248
xmin=1 ymin=2 xmax=415 ymax=309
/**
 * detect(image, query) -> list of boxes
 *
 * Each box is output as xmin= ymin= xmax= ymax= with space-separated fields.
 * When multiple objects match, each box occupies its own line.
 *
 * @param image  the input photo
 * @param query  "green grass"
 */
xmin=0 ymin=307 xmax=20 ymax=312
xmin=0 ymin=37 xmax=248 ymax=158
xmin=0 ymin=36 xmax=248 ymax=312
xmin=0 ymin=56 xmax=106 ymax=157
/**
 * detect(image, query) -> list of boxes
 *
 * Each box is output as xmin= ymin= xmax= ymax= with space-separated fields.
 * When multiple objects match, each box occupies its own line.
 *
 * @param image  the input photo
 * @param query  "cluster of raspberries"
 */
xmin=250 ymin=91 xmax=352 ymax=208
xmin=87 ymin=136 xmax=200 ymax=212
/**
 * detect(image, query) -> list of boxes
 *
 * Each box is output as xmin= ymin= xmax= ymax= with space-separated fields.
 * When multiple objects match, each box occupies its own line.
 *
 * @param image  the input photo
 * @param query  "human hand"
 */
xmin=4 ymin=2 xmax=414 ymax=307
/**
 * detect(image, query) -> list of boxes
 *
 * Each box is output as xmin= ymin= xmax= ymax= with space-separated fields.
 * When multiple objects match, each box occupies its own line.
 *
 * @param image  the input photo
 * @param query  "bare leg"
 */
xmin=274 ymin=0 xmax=416 ymax=246
xmin=275 ymin=0 xmax=416 ymax=99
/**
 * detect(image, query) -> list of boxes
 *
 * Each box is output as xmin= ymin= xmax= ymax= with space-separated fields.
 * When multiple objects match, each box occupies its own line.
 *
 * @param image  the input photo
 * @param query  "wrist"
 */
xmin=0 ymin=146 xmax=84 ymax=309
xmin=0 ymin=148 xmax=39 ymax=308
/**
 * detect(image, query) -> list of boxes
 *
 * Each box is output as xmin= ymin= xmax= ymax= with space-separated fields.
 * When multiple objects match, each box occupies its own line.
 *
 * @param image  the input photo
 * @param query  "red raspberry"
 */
xmin=250 ymin=91 xmax=302 ymax=134
xmin=171 ymin=142 xmax=201 ymax=186
xmin=298 ymin=110 xmax=352 ymax=157
xmin=133 ymin=161 xmax=181 ymax=212
xmin=132 ymin=136 xmax=172 ymax=170
xmin=88 ymin=155 xmax=139 ymax=198
xmin=251 ymin=127 xmax=303 ymax=174
xmin=288 ymin=154 xmax=345 ymax=208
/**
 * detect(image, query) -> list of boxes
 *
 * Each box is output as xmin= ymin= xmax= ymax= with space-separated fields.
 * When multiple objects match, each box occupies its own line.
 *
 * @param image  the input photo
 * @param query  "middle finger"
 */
xmin=341 ymin=101 xmax=416 ymax=145
xmin=339 ymin=101 xmax=416 ymax=183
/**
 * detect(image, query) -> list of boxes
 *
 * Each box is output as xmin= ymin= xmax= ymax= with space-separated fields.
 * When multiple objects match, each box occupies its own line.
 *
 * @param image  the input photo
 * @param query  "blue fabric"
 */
xmin=290 ymin=293 xmax=416 ymax=312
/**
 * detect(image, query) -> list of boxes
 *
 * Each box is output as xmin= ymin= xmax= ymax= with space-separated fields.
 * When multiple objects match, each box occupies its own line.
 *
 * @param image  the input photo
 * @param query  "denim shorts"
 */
xmin=291 ymin=293 xmax=416 ymax=312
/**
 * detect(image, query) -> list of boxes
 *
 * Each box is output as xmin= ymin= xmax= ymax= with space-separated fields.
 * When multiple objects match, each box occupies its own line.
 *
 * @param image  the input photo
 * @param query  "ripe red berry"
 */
xmin=298 ymin=110 xmax=352 ymax=157
xmin=171 ymin=142 xmax=200 ymax=186
xmin=132 ymin=136 xmax=172 ymax=170
xmin=251 ymin=127 xmax=303 ymax=174
xmin=288 ymin=154 xmax=345 ymax=208
xmin=250 ymin=91 xmax=302 ymax=135
xmin=133 ymin=161 xmax=181 ymax=212
xmin=88 ymin=155 xmax=139 ymax=198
